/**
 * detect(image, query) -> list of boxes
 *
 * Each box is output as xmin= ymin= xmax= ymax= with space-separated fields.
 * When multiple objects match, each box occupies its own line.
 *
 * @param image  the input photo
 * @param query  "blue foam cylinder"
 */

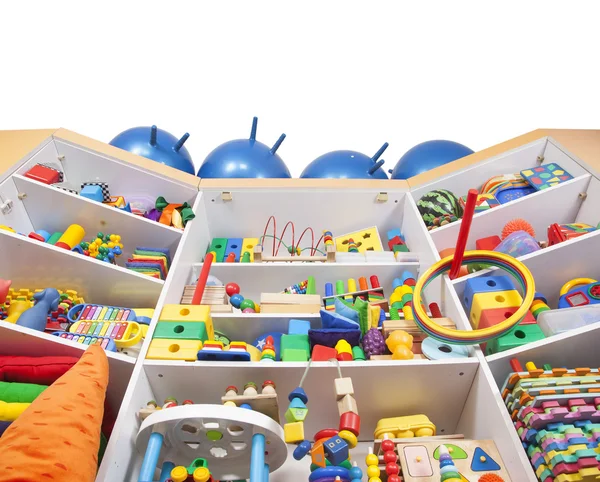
xmin=197 ymin=117 xmax=291 ymax=179
xmin=110 ymin=125 xmax=194 ymax=174
xmin=390 ymin=140 xmax=474 ymax=179
xmin=138 ymin=432 xmax=164 ymax=482
xmin=301 ymin=143 xmax=389 ymax=179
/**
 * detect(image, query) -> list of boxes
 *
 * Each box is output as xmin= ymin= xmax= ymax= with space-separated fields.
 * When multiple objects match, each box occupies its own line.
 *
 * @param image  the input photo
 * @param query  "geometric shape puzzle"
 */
xmin=403 ymin=445 xmax=433 ymax=476
xmin=334 ymin=226 xmax=383 ymax=253
xmin=521 ymin=163 xmax=573 ymax=191
xmin=471 ymin=447 xmax=501 ymax=471
xmin=433 ymin=443 xmax=468 ymax=460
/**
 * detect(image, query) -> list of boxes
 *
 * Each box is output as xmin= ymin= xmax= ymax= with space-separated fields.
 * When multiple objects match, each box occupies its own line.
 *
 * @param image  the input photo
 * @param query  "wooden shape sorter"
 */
xmin=396 ymin=439 xmax=511 ymax=481
xmin=334 ymin=226 xmax=383 ymax=252
xmin=521 ymin=163 xmax=574 ymax=191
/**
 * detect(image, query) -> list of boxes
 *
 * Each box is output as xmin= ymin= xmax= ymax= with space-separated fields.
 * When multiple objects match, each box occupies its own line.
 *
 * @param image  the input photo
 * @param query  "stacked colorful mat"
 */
xmin=501 ymin=365 xmax=600 ymax=481
xmin=125 ymin=247 xmax=170 ymax=280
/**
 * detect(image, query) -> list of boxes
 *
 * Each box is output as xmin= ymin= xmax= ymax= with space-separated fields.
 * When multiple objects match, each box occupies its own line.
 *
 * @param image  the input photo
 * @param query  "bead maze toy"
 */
xmin=225 ymin=282 xmax=260 ymax=313
xmin=501 ymin=360 xmax=600 ymax=481
xmin=285 ymin=361 xmax=364 ymax=482
xmin=135 ymin=395 xmax=287 ymax=481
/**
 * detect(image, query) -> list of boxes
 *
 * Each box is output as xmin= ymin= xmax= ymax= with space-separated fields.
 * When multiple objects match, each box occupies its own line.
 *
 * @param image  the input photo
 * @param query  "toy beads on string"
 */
xmin=224 ymin=282 xmax=259 ymax=313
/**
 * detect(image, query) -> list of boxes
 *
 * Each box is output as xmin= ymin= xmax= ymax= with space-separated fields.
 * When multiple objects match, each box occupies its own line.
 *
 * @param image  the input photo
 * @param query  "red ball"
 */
xmin=383 ymin=450 xmax=397 ymax=463
xmin=381 ymin=439 xmax=395 ymax=452
xmin=387 ymin=475 xmax=401 ymax=482
xmin=225 ymin=282 xmax=241 ymax=297
xmin=385 ymin=462 xmax=400 ymax=475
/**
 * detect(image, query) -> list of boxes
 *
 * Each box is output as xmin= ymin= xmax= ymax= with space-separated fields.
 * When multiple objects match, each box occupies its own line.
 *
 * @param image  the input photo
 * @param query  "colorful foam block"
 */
xmin=24 ymin=164 xmax=60 ymax=184
xmin=281 ymin=334 xmax=310 ymax=361
xmin=479 ymin=306 xmax=537 ymax=330
xmin=464 ymin=275 xmax=517 ymax=316
xmin=311 ymin=344 xmax=338 ymax=362
xmin=282 ymin=349 xmax=309 ymax=362
xmin=289 ymin=319 xmax=311 ymax=336
xmin=146 ymin=339 xmax=203 ymax=361
xmin=486 ymin=323 xmax=546 ymax=355
xmin=80 ymin=184 xmax=104 ymax=202
xmin=159 ymin=304 xmax=214 ymax=340
xmin=470 ymin=290 xmax=523 ymax=328
xmin=153 ymin=321 xmax=208 ymax=341
xmin=225 ymin=238 xmax=243 ymax=262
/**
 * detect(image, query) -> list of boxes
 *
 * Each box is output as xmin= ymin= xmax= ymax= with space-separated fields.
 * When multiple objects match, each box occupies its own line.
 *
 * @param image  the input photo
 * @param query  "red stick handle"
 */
xmin=449 ymin=189 xmax=478 ymax=280
xmin=429 ymin=302 xmax=442 ymax=318
xmin=192 ymin=253 xmax=214 ymax=305
xmin=510 ymin=358 xmax=524 ymax=373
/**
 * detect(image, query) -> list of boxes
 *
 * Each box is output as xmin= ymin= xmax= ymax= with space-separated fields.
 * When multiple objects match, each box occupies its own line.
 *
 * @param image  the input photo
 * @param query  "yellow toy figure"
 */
xmin=385 ymin=330 xmax=414 ymax=360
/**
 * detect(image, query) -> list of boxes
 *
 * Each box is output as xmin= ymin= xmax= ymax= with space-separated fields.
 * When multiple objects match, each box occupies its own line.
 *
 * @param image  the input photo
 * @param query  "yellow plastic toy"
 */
xmin=385 ymin=330 xmax=414 ymax=360
xmin=470 ymin=289 xmax=523 ymax=328
xmin=334 ymin=226 xmax=383 ymax=253
xmin=3 ymin=300 xmax=31 ymax=323
xmin=374 ymin=414 xmax=436 ymax=440
xmin=146 ymin=339 xmax=203 ymax=361
xmin=159 ymin=304 xmax=214 ymax=340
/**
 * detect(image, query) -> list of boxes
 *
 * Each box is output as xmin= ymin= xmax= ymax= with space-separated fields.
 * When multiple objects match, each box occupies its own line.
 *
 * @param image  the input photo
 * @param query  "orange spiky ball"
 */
xmin=501 ymin=218 xmax=535 ymax=240
xmin=478 ymin=474 xmax=505 ymax=482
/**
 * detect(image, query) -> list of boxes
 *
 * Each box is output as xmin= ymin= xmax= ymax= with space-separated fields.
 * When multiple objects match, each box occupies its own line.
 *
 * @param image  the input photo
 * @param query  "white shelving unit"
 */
xmin=2 ymin=130 xmax=599 ymax=482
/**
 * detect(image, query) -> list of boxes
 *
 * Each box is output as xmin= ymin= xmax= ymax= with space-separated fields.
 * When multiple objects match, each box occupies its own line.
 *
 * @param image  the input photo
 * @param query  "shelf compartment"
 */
xmin=12 ymin=174 xmax=183 ymax=261
xmin=0 ymin=228 xmax=163 ymax=307
xmin=428 ymin=174 xmax=592 ymax=252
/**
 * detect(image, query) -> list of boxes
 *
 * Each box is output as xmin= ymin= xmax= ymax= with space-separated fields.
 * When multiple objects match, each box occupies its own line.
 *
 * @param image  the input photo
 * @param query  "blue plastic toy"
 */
xmin=17 ymin=288 xmax=60 ymax=331
xmin=197 ymin=117 xmax=291 ymax=178
xmin=109 ymin=125 xmax=194 ymax=174
xmin=300 ymin=143 xmax=388 ymax=179
xmin=389 ymin=140 xmax=474 ymax=179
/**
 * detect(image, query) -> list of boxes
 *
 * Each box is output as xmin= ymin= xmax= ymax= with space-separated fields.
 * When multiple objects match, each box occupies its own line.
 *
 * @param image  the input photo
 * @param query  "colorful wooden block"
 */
xmin=324 ymin=435 xmax=349 ymax=465
xmin=80 ymin=184 xmax=104 ymax=202
xmin=470 ymin=290 xmax=523 ymax=328
xmin=464 ymin=275 xmax=517 ymax=315
xmin=334 ymin=378 xmax=354 ymax=400
xmin=146 ymin=338 xmax=203 ymax=361
xmin=159 ymin=304 xmax=214 ymax=340
xmin=24 ymin=164 xmax=60 ymax=184
xmin=153 ymin=321 xmax=208 ymax=341
xmin=476 ymin=235 xmax=502 ymax=251
xmin=241 ymin=237 xmax=259 ymax=262
xmin=284 ymin=422 xmax=305 ymax=443
xmin=282 ymin=348 xmax=309 ymax=362
xmin=460 ymin=193 xmax=500 ymax=212
xmin=479 ymin=307 xmax=537 ymax=330
xmin=486 ymin=323 xmax=546 ymax=355
xmin=285 ymin=398 xmax=308 ymax=422
xmin=388 ymin=235 xmax=404 ymax=251
xmin=224 ymin=238 xmax=243 ymax=262
xmin=281 ymin=334 xmax=310 ymax=361
xmin=289 ymin=318 xmax=311 ymax=336
xmin=339 ymin=411 xmax=360 ymax=436
xmin=334 ymin=226 xmax=383 ymax=253
xmin=311 ymin=344 xmax=338 ymax=361
xmin=521 ymin=163 xmax=573 ymax=191
xmin=311 ymin=439 xmax=326 ymax=467
xmin=208 ymin=238 xmax=228 ymax=262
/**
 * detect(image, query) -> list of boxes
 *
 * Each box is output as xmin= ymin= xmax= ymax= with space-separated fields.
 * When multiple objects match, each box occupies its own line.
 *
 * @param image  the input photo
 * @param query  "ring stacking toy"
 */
xmin=412 ymin=250 xmax=535 ymax=345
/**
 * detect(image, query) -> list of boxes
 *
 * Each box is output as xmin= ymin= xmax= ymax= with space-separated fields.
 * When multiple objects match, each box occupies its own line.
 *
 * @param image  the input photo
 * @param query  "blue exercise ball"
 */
xmin=110 ymin=125 xmax=195 ymax=174
xmin=197 ymin=117 xmax=291 ymax=178
xmin=300 ymin=143 xmax=389 ymax=179
xmin=389 ymin=140 xmax=474 ymax=179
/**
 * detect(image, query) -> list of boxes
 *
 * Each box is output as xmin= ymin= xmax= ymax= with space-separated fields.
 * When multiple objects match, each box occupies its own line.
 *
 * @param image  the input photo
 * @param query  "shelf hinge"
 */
xmin=579 ymin=192 xmax=588 ymax=200
xmin=221 ymin=192 xmax=233 ymax=202
xmin=376 ymin=192 xmax=388 ymax=203
xmin=0 ymin=198 xmax=13 ymax=214
xmin=537 ymin=155 xmax=545 ymax=164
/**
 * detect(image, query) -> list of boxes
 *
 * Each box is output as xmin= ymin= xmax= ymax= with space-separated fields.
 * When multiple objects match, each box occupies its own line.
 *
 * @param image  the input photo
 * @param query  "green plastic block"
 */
xmin=486 ymin=323 xmax=545 ymax=355
xmin=282 ymin=348 xmax=309 ymax=362
xmin=209 ymin=238 xmax=228 ymax=263
xmin=285 ymin=406 xmax=308 ymax=422
xmin=153 ymin=321 xmax=208 ymax=342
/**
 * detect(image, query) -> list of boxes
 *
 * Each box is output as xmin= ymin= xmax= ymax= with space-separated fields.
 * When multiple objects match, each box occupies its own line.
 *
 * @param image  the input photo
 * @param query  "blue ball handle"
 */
xmin=138 ymin=432 xmax=164 ymax=482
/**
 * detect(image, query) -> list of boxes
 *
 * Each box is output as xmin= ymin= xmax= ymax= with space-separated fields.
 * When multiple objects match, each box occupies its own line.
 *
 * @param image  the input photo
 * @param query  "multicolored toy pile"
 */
xmin=502 ymin=360 xmax=600 ymax=481
xmin=125 ymin=246 xmax=171 ymax=280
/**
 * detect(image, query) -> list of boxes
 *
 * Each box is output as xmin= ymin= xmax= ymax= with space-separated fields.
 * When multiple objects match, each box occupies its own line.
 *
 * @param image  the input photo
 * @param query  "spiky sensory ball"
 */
xmin=501 ymin=218 xmax=535 ymax=240
xmin=417 ymin=189 xmax=463 ymax=227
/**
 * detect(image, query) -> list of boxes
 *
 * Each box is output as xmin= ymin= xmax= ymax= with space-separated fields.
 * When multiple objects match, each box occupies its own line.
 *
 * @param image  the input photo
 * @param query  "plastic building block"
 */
xmin=479 ymin=306 xmax=536 ymax=330
xmin=146 ymin=339 xmax=203 ymax=361
xmin=284 ymin=422 xmax=305 ymax=443
xmin=337 ymin=394 xmax=358 ymax=416
xmin=470 ymin=290 xmax=523 ymax=328
xmin=225 ymin=238 xmax=243 ymax=262
xmin=153 ymin=321 xmax=208 ymax=341
xmin=159 ymin=304 xmax=214 ymax=340
xmin=339 ymin=411 xmax=360 ymax=435
xmin=335 ymin=226 xmax=383 ymax=253
xmin=387 ymin=228 xmax=404 ymax=242
xmin=388 ymin=235 xmax=404 ymax=251
xmin=289 ymin=318 xmax=311 ymax=336
xmin=24 ymin=164 xmax=60 ymax=184
xmin=282 ymin=349 xmax=309 ymax=362
xmin=289 ymin=387 xmax=308 ymax=404
xmin=393 ymin=244 xmax=409 ymax=253
xmin=464 ymin=275 xmax=516 ymax=315
xmin=209 ymin=238 xmax=228 ymax=262
xmin=311 ymin=344 xmax=338 ymax=361
xmin=241 ymin=237 xmax=258 ymax=262
xmin=334 ymin=378 xmax=354 ymax=400
xmin=486 ymin=324 xmax=546 ymax=355
xmin=324 ymin=435 xmax=349 ymax=465
xmin=80 ymin=185 xmax=104 ymax=202
xmin=476 ymin=235 xmax=502 ymax=251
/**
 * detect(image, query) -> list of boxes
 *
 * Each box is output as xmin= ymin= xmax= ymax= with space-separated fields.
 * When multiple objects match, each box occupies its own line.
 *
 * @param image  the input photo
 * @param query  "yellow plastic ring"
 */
xmin=559 ymin=278 xmax=597 ymax=296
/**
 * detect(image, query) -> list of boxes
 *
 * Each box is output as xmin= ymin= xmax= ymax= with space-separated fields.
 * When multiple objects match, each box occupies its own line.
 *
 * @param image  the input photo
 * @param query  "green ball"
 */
xmin=240 ymin=299 xmax=256 ymax=311
xmin=97 ymin=232 xmax=104 ymax=240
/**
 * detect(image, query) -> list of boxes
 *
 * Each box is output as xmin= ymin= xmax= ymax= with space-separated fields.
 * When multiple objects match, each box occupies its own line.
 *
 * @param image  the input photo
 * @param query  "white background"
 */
xmin=0 ymin=1 xmax=598 ymax=177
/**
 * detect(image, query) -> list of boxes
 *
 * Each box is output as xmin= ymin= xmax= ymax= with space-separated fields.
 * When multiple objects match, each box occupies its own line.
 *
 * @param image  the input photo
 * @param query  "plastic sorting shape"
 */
xmin=537 ymin=305 xmax=600 ymax=337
